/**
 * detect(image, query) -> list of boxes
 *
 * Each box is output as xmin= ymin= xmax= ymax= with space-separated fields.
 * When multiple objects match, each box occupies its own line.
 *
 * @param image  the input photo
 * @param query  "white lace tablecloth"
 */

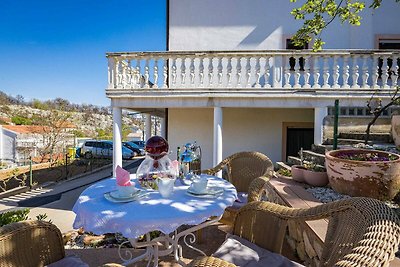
xmin=72 ymin=175 xmax=237 ymax=239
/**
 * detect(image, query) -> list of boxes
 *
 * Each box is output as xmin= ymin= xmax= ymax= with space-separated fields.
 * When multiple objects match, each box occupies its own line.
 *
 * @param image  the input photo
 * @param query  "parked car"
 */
xmin=81 ymin=140 xmax=134 ymax=160
xmin=132 ymin=140 xmax=145 ymax=149
xmin=123 ymin=141 xmax=145 ymax=157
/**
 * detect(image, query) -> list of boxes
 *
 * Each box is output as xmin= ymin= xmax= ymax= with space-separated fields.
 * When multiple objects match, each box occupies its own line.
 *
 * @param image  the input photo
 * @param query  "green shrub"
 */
xmin=0 ymin=208 xmax=29 ymax=227
xmin=11 ymin=115 xmax=32 ymax=125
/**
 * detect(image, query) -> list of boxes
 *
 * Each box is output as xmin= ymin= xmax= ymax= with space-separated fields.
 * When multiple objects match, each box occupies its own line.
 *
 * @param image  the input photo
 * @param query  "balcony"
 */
xmin=106 ymin=50 xmax=400 ymax=108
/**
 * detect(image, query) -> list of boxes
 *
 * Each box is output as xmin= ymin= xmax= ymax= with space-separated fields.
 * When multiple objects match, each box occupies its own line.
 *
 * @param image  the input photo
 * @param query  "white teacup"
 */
xmin=157 ymin=178 xmax=175 ymax=198
xmin=189 ymin=176 xmax=208 ymax=194
xmin=117 ymin=184 xmax=137 ymax=198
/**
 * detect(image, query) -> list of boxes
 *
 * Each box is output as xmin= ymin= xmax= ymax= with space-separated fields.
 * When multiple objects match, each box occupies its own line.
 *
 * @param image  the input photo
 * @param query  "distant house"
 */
xmin=0 ymin=124 xmax=75 ymax=166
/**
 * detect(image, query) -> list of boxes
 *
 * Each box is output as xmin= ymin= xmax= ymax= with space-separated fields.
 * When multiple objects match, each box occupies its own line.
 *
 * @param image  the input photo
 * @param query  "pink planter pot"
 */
xmin=303 ymin=169 xmax=329 ymax=187
xmin=291 ymin=165 xmax=306 ymax=182
xmin=325 ymin=149 xmax=400 ymax=200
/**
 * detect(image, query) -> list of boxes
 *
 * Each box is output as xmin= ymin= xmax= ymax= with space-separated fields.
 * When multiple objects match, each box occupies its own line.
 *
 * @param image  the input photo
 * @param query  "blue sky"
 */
xmin=0 ymin=0 xmax=166 ymax=107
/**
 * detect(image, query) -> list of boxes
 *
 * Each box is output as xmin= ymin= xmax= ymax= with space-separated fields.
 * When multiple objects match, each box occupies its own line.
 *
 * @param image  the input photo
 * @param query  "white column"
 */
xmin=145 ymin=114 xmax=152 ymax=140
xmin=160 ymin=117 xmax=166 ymax=138
xmin=213 ymin=107 xmax=223 ymax=173
xmin=314 ymin=107 xmax=328 ymax=145
xmin=112 ymin=106 xmax=122 ymax=177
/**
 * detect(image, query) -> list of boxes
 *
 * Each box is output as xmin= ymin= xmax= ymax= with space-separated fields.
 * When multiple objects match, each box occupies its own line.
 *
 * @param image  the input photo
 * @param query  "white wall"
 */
xmin=169 ymin=0 xmax=400 ymax=51
xmin=1 ymin=129 xmax=16 ymax=163
xmin=168 ymin=108 xmax=314 ymax=168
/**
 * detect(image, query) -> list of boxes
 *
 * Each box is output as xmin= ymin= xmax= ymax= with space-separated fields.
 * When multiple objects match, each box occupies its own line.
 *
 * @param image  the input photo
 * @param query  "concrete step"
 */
xmin=311 ymin=144 xmax=327 ymax=154
xmin=275 ymin=161 xmax=291 ymax=171
xmin=339 ymin=132 xmax=392 ymax=143
xmin=302 ymin=150 xmax=326 ymax=166
xmin=324 ymin=138 xmax=373 ymax=145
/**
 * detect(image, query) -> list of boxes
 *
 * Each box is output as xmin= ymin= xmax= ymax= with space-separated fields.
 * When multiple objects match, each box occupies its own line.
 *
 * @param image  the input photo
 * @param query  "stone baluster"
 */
xmin=236 ymin=56 xmax=242 ymax=87
xmin=144 ymin=58 xmax=150 ymax=88
xmin=303 ymin=55 xmax=311 ymax=89
xmin=342 ymin=55 xmax=350 ymax=89
xmin=189 ymin=56 xmax=195 ymax=86
xmin=107 ymin=57 xmax=114 ymax=88
xmin=371 ymin=55 xmax=379 ymax=89
xmin=199 ymin=57 xmax=204 ymax=87
xmin=217 ymin=56 xmax=223 ymax=87
xmin=227 ymin=57 xmax=233 ymax=87
xmin=283 ymin=56 xmax=292 ymax=89
xmin=171 ymin=57 xmax=177 ymax=87
xmin=152 ymin=58 xmax=159 ymax=89
xmin=245 ymin=57 xmax=252 ymax=88
xmin=312 ymin=56 xmax=321 ymax=89
xmin=332 ymin=56 xmax=340 ymax=89
xmin=208 ymin=57 xmax=214 ymax=86
xmin=264 ymin=56 xmax=271 ymax=88
xmin=351 ymin=55 xmax=360 ymax=89
xmin=121 ymin=60 xmax=128 ymax=89
xmin=322 ymin=56 xmax=330 ymax=89
xmin=180 ymin=57 xmax=186 ymax=86
xmin=116 ymin=59 xmax=123 ymax=89
xmin=381 ymin=56 xmax=389 ymax=89
xmin=392 ymin=56 xmax=399 ymax=88
xmin=254 ymin=56 xmax=261 ymax=88
xmin=293 ymin=55 xmax=301 ymax=89
xmin=135 ymin=59 xmax=141 ymax=88
xmin=126 ymin=59 xmax=133 ymax=89
xmin=162 ymin=57 xmax=168 ymax=89
xmin=361 ymin=55 xmax=370 ymax=89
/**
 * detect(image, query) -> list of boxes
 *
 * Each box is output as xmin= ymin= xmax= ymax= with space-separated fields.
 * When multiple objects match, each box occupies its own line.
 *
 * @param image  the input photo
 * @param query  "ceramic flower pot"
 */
xmin=325 ymin=149 xmax=400 ymax=200
xmin=303 ymin=169 xmax=329 ymax=187
xmin=291 ymin=165 xmax=306 ymax=183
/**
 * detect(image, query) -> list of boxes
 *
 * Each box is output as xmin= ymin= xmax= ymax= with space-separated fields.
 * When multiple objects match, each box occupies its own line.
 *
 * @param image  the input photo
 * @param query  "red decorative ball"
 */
xmin=145 ymin=136 xmax=169 ymax=159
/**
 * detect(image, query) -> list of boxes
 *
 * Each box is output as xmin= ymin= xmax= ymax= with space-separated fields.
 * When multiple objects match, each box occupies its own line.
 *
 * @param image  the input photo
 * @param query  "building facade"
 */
xmin=107 ymin=0 xmax=400 ymax=174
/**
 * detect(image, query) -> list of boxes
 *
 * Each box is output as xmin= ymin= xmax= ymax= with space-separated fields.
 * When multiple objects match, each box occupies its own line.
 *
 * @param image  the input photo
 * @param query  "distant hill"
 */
xmin=0 ymin=91 xmax=141 ymax=139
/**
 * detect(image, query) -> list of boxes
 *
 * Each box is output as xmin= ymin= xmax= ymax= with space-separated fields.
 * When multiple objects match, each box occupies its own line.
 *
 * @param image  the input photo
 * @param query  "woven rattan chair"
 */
xmin=189 ymin=197 xmax=400 ymax=267
xmin=0 ymin=220 xmax=90 ymax=267
xmin=201 ymin=151 xmax=274 ymax=225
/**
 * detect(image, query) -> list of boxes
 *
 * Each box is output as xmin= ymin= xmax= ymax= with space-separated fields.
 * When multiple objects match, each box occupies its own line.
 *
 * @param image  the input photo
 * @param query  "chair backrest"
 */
xmin=321 ymin=198 xmax=400 ymax=267
xmin=232 ymin=198 xmax=400 ymax=267
xmin=0 ymin=220 xmax=65 ymax=267
xmin=224 ymin=151 xmax=273 ymax=192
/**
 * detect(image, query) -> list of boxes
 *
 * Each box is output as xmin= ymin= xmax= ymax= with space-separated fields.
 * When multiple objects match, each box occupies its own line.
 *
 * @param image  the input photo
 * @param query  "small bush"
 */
xmin=11 ymin=115 xmax=32 ymax=125
xmin=0 ymin=208 xmax=29 ymax=227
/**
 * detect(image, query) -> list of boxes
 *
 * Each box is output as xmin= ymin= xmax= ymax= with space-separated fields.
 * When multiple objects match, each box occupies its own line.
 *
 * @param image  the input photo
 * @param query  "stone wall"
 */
xmin=265 ymin=178 xmax=327 ymax=266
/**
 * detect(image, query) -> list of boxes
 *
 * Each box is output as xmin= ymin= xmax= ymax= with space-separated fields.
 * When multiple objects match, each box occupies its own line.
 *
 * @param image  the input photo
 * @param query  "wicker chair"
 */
xmin=189 ymin=197 xmax=400 ymax=267
xmin=0 ymin=220 xmax=90 ymax=267
xmin=201 ymin=151 xmax=274 ymax=225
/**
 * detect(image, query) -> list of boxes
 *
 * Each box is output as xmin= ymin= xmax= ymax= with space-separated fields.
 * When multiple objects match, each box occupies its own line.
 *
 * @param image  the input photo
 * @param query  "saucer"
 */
xmin=110 ymin=189 xmax=139 ymax=199
xmin=187 ymin=186 xmax=224 ymax=196
xmin=104 ymin=190 xmax=147 ymax=203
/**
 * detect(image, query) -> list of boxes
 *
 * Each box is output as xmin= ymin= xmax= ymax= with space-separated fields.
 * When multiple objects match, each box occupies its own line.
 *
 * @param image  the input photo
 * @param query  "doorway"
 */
xmin=282 ymin=122 xmax=314 ymax=161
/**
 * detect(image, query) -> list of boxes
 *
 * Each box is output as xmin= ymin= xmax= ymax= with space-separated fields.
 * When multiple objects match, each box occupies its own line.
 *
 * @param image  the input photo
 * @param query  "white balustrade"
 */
xmin=106 ymin=51 xmax=400 ymax=91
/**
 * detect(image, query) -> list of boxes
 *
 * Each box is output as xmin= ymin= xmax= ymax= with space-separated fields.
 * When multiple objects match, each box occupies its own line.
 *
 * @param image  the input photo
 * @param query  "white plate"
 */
xmin=187 ymin=186 xmax=224 ymax=196
xmin=104 ymin=190 xmax=148 ymax=203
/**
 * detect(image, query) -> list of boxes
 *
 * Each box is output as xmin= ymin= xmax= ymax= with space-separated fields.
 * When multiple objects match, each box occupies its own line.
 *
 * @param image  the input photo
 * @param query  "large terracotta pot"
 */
xmin=325 ymin=149 xmax=400 ymax=200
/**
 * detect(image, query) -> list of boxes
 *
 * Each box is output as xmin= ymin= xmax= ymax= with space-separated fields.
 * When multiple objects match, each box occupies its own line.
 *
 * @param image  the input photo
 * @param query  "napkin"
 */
xmin=116 ymin=165 xmax=132 ymax=186
xmin=170 ymin=160 xmax=180 ymax=177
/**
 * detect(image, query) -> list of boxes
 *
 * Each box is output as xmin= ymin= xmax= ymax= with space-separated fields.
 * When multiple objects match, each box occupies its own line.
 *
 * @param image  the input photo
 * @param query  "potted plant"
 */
xmin=275 ymin=168 xmax=292 ymax=180
xmin=325 ymin=149 xmax=400 ymax=200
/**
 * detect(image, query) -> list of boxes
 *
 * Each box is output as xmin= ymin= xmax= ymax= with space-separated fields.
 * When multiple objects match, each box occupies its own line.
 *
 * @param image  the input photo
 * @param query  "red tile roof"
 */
xmin=2 ymin=125 xmax=49 ymax=134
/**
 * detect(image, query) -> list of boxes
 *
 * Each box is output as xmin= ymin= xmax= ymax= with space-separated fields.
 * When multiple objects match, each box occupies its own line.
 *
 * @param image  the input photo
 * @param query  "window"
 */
xmin=377 ymin=38 xmax=400 ymax=79
xmin=286 ymin=39 xmax=308 ymax=71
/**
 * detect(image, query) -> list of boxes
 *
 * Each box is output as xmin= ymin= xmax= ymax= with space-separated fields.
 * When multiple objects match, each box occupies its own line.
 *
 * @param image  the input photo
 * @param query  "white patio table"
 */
xmin=72 ymin=174 xmax=237 ymax=267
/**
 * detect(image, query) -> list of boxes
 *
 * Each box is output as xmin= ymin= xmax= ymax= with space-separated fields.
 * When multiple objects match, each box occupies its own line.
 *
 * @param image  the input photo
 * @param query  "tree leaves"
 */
xmin=291 ymin=0 xmax=399 ymax=51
